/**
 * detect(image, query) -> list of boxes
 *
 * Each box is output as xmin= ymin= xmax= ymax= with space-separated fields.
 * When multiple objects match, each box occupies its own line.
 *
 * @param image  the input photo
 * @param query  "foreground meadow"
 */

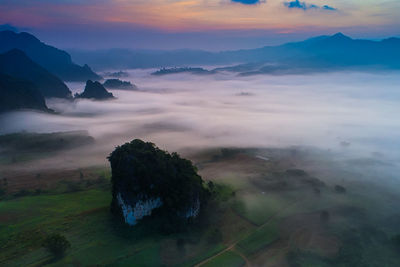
xmin=1 ymin=137 xmax=399 ymax=266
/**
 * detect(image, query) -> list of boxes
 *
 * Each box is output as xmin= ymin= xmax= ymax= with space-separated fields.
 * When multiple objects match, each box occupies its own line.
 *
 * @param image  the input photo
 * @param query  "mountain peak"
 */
xmin=330 ymin=32 xmax=352 ymax=41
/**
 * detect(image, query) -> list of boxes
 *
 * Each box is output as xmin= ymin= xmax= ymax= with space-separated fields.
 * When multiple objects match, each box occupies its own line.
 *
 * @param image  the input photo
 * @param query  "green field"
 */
xmin=236 ymin=220 xmax=279 ymax=256
xmin=1 ymin=147 xmax=400 ymax=266
xmin=202 ymin=251 xmax=245 ymax=267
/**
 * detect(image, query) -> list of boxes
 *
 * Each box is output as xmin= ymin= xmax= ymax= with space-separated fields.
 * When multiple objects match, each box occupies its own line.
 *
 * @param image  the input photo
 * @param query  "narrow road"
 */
xmin=194 ymin=199 xmax=302 ymax=267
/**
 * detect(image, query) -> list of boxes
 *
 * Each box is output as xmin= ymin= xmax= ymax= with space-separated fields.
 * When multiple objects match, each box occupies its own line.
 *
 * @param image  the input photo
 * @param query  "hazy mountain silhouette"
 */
xmin=0 ymin=73 xmax=50 ymax=112
xmin=0 ymin=30 xmax=101 ymax=81
xmin=0 ymin=49 xmax=72 ymax=98
xmin=70 ymin=33 xmax=400 ymax=72
xmin=103 ymin=79 xmax=137 ymax=90
xmin=75 ymin=80 xmax=114 ymax=100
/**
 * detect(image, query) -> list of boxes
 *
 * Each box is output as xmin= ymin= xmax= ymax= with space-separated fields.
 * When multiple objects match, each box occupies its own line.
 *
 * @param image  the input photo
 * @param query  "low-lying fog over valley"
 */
xmin=2 ymin=67 xmax=400 ymax=266
xmin=1 ymin=70 xmax=399 ymax=168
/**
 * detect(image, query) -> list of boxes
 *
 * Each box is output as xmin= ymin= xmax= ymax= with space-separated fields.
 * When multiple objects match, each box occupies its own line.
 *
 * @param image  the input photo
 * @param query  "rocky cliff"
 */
xmin=75 ymin=80 xmax=114 ymax=100
xmin=108 ymin=139 xmax=206 ymax=227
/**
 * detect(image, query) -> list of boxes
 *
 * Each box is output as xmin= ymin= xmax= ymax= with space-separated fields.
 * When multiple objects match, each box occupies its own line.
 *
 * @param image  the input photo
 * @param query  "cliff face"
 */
xmin=75 ymin=80 xmax=114 ymax=100
xmin=108 ymin=139 xmax=206 ymax=227
xmin=116 ymin=194 xmax=162 ymax=225
xmin=0 ymin=73 xmax=51 ymax=112
xmin=0 ymin=49 xmax=72 ymax=99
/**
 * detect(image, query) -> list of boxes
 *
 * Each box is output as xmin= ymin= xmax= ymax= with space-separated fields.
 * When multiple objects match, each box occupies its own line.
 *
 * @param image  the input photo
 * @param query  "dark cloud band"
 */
xmin=284 ymin=0 xmax=336 ymax=11
xmin=231 ymin=0 xmax=262 ymax=5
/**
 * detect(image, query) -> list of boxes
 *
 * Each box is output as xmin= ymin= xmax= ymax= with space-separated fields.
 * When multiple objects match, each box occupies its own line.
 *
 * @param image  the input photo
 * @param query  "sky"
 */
xmin=0 ymin=0 xmax=399 ymax=50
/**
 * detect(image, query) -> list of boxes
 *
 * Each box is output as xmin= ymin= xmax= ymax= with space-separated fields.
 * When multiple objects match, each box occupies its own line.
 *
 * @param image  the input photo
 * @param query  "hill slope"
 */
xmin=0 ymin=49 xmax=72 ymax=98
xmin=0 ymin=73 xmax=50 ymax=112
xmin=0 ymin=30 xmax=101 ymax=81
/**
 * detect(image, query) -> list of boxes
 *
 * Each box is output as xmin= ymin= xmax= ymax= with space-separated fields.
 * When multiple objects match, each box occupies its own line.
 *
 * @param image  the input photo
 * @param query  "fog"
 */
xmin=1 ymin=70 xmax=400 ymax=170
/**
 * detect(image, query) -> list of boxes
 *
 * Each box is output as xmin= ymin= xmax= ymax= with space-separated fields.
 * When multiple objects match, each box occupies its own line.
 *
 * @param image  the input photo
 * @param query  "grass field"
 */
xmin=232 ymin=193 xmax=290 ymax=226
xmin=1 ymin=147 xmax=400 ymax=266
xmin=236 ymin=220 xmax=279 ymax=256
xmin=202 ymin=251 xmax=245 ymax=267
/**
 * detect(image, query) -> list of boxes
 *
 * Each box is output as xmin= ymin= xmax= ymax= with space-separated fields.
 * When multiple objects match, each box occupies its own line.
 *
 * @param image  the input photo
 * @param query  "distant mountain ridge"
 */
xmin=70 ymin=33 xmax=400 ymax=72
xmin=0 ymin=30 xmax=101 ymax=81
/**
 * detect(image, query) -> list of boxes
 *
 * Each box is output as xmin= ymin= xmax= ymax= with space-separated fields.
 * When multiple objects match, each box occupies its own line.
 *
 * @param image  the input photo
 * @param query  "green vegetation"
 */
xmin=236 ymin=221 xmax=279 ymax=256
xmin=0 ymin=175 xmax=233 ymax=266
xmin=0 ymin=188 xmax=111 ymax=265
xmin=2 ymin=146 xmax=400 ymax=266
xmin=109 ymin=139 xmax=209 ymax=229
xmin=202 ymin=251 xmax=245 ymax=267
xmin=0 ymin=131 xmax=94 ymax=164
xmin=42 ymin=233 xmax=71 ymax=258
xmin=112 ymin=245 xmax=161 ymax=266
xmin=152 ymin=67 xmax=212 ymax=76
xmin=232 ymin=193 xmax=289 ymax=225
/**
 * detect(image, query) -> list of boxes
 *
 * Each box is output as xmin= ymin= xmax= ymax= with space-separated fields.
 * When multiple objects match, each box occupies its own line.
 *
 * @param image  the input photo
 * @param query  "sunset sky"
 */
xmin=1 ymin=0 xmax=399 ymax=50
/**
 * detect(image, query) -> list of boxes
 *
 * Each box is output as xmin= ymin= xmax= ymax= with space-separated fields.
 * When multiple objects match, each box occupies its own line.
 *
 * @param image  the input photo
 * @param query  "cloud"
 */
xmin=284 ymin=0 xmax=308 ymax=10
xmin=284 ymin=0 xmax=337 ymax=11
xmin=322 ymin=5 xmax=337 ymax=11
xmin=231 ymin=0 xmax=263 ymax=5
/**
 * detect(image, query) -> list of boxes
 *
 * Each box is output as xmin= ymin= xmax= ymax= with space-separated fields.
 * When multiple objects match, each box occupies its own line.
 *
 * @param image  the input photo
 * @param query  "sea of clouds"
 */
xmin=1 ymin=70 xmax=400 ymax=167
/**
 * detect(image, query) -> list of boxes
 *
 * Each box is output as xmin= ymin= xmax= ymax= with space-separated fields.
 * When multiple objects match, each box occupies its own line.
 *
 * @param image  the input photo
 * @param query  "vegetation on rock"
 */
xmin=103 ymin=79 xmax=137 ymax=90
xmin=108 ymin=139 xmax=209 ymax=230
xmin=152 ymin=67 xmax=213 ymax=75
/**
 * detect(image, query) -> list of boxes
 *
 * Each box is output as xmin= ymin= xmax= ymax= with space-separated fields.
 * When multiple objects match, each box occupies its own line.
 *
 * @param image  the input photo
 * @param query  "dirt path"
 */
xmin=194 ymin=199 xmax=302 ymax=267
xmin=233 ymin=247 xmax=251 ymax=267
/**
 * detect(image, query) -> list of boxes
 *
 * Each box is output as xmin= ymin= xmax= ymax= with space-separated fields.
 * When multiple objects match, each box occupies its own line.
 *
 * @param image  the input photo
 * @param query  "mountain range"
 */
xmin=0 ymin=30 xmax=101 ymax=81
xmin=70 ymin=33 xmax=400 ymax=72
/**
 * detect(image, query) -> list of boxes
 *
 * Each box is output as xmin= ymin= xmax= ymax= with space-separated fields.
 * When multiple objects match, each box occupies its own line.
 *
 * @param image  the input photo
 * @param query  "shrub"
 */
xmin=42 ymin=233 xmax=71 ymax=257
xmin=334 ymin=185 xmax=347 ymax=194
xmin=13 ymin=189 xmax=31 ymax=197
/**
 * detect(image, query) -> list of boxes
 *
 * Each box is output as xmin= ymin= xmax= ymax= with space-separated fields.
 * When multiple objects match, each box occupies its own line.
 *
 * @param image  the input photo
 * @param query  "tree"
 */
xmin=42 ymin=233 xmax=71 ymax=258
